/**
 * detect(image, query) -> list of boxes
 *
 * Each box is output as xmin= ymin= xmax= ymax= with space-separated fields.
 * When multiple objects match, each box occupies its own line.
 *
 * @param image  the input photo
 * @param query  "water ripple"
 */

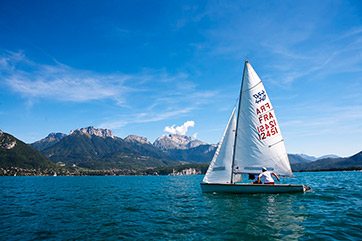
xmin=1 ymin=172 xmax=362 ymax=240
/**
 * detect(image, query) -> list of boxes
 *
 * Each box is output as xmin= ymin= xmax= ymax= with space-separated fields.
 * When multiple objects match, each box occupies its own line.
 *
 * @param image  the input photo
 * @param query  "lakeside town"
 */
xmin=0 ymin=166 xmax=204 ymax=177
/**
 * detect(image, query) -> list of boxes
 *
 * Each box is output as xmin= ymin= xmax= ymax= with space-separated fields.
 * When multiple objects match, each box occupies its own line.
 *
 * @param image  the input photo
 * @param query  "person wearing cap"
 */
xmin=257 ymin=167 xmax=280 ymax=184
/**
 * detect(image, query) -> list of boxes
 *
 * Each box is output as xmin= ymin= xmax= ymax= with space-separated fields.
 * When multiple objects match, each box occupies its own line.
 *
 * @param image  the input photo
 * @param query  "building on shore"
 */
xmin=169 ymin=168 xmax=201 ymax=176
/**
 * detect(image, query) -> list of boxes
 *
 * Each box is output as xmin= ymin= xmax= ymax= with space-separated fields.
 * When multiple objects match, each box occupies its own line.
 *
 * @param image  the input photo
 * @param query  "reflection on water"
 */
xmin=202 ymin=191 xmax=306 ymax=240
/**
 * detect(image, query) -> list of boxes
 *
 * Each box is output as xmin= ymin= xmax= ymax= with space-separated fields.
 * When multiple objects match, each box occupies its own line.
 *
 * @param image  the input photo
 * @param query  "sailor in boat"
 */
xmin=248 ymin=173 xmax=259 ymax=184
xmin=257 ymin=167 xmax=280 ymax=185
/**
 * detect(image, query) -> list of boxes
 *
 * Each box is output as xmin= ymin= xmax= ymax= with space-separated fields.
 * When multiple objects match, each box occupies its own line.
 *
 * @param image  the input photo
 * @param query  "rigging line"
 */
xmin=234 ymin=97 xmax=239 ymax=108
xmin=231 ymin=60 xmax=247 ymax=183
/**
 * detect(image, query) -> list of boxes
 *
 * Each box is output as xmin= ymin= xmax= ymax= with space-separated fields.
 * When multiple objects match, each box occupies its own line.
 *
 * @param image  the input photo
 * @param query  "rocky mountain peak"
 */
xmin=46 ymin=133 xmax=68 ymax=140
xmin=30 ymin=132 xmax=67 ymax=151
xmin=153 ymin=134 xmax=206 ymax=150
xmin=124 ymin=135 xmax=151 ymax=145
xmin=0 ymin=130 xmax=17 ymax=150
xmin=70 ymin=126 xmax=114 ymax=138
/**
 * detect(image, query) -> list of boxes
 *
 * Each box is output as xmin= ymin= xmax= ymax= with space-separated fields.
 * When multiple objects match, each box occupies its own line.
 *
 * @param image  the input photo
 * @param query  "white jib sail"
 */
xmin=233 ymin=62 xmax=293 ymax=177
xmin=203 ymin=107 xmax=236 ymax=183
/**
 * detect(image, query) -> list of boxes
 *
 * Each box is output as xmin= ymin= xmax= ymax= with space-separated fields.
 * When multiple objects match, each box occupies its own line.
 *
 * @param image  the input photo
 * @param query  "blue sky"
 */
xmin=1 ymin=1 xmax=361 ymax=157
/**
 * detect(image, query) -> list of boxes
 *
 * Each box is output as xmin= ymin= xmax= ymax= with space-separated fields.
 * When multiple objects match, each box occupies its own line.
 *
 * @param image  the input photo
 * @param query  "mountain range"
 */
xmin=289 ymin=153 xmax=341 ymax=162
xmin=291 ymin=152 xmax=362 ymax=171
xmin=29 ymin=127 xmax=215 ymax=170
xmin=1 ymin=126 xmax=361 ymax=173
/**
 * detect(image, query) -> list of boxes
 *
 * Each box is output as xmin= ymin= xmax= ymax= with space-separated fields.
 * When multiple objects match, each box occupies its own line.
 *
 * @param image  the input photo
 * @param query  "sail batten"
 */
xmin=269 ymin=139 xmax=284 ymax=148
xmin=243 ymin=80 xmax=263 ymax=92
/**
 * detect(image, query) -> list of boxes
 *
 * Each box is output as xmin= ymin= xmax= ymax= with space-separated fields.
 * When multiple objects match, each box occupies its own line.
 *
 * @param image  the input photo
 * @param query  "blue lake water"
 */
xmin=1 ymin=172 xmax=362 ymax=240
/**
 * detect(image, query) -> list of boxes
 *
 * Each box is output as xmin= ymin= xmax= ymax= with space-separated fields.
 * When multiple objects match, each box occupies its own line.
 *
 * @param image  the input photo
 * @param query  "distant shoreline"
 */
xmin=1 ymin=167 xmax=361 ymax=177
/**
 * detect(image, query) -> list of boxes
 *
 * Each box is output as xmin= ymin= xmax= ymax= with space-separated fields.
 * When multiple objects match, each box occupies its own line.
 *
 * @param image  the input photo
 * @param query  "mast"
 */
xmin=230 ymin=60 xmax=248 ymax=183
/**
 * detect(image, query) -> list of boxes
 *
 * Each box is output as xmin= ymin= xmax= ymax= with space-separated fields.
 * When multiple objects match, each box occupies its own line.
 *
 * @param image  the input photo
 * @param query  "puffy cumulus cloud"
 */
xmin=164 ymin=120 xmax=195 ymax=135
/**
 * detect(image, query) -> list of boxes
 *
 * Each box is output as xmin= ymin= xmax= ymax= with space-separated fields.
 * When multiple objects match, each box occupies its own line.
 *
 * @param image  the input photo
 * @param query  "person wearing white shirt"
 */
xmin=257 ymin=167 xmax=280 ymax=184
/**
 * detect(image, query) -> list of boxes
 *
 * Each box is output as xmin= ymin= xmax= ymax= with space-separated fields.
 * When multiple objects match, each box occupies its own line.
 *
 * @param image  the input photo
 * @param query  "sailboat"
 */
xmin=200 ymin=61 xmax=310 ymax=194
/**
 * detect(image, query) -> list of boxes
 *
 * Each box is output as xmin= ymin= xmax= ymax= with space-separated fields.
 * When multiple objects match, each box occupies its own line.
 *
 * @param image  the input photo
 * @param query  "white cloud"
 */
xmin=0 ymin=51 xmax=130 ymax=104
xmin=1 ymin=51 xmax=217 ymax=106
xmin=164 ymin=120 xmax=195 ymax=135
xmin=1 ymin=51 xmax=218 ymax=132
xmin=99 ymin=107 xmax=195 ymax=130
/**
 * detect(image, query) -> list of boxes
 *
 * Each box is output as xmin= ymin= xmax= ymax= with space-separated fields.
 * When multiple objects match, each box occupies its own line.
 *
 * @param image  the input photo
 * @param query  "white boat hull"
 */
xmin=200 ymin=183 xmax=308 ymax=194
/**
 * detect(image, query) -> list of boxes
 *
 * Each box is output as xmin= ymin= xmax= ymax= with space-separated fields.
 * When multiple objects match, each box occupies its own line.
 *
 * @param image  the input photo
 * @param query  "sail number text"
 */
xmin=256 ymin=102 xmax=279 ymax=140
xmin=257 ymin=120 xmax=278 ymax=140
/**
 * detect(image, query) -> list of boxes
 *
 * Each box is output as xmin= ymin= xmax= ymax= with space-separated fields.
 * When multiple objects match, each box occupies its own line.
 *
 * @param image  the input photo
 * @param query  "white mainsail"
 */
xmin=233 ymin=61 xmax=292 ymax=177
xmin=203 ymin=61 xmax=293 ymax=185
xmin=203 ymin=107 xmax=236 ymax=183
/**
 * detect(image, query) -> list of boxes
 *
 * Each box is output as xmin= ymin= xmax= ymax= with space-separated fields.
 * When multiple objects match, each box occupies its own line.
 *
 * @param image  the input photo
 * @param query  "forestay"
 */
xmin=202 ymin=107 xmax=236 ymax=183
